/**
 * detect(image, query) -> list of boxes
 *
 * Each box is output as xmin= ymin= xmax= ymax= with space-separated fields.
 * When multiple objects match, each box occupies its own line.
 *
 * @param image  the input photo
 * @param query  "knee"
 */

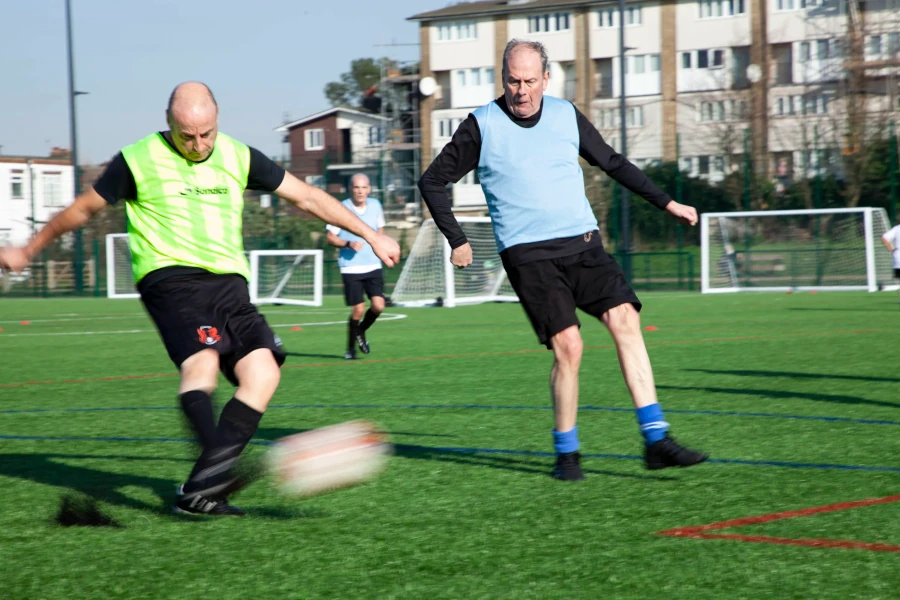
xmin=235 ymin=350 xmax=281 ymax=395
xmin=371 ymin=297 xmax=385 ymax=314
xmin=552 ymin=327 xmax=583 ymax=369
xmin=603 ymin=303 xmax=641 ymax=338
xmin=180 ymin=349 xmax=220 ymax=392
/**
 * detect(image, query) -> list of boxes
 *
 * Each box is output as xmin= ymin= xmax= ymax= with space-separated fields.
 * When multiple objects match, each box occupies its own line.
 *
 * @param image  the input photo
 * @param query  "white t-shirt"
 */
xmin=883 ymin=225 xmax=900 ymax=269
xmin=326 ymin=200 xmax=386 ymax=274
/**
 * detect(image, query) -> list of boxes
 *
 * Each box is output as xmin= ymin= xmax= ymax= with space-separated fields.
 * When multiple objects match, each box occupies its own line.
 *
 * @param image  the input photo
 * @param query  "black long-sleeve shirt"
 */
xmin=417 ymin=97 xmax=672 ymax=265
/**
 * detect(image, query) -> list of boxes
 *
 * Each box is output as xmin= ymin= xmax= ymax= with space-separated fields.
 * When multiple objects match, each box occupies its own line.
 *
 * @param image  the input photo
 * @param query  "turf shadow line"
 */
xmin=2 ymin=403 xmax=899 ymax=427
xmin=1 ymin=434 xmax=898 ymax=473
xmin=685 ymin=368 xmax=900 ymax=384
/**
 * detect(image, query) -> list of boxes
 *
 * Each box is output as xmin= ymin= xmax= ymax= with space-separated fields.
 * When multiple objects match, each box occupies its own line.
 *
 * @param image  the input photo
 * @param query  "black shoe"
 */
xmin=551 ymin=451 xmax=584 ymax=481
xmin=344 ymin=350 xmax=357 ymax=360
xmin=644 ymin=434 xmax=708 ymax=470
xmin=173 ymin=485 xmax=246 ymax=516
xmin=356 ymin=331 xmax=370 ymax=354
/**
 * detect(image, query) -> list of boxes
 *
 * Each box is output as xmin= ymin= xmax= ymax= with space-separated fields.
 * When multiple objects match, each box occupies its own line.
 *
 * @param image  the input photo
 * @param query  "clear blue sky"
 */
xmin=1 ymin=0 xmax=432 ymax=164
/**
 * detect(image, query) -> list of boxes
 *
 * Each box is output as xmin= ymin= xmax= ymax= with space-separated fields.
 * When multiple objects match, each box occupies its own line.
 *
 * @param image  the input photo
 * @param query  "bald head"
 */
xmin=165 ymin=82 xmax=219 ymax=162
xmin=350 ymin=173 xmax=371 ymax=204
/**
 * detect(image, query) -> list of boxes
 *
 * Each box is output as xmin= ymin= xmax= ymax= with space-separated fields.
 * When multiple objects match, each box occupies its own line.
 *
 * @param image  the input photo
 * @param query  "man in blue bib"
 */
xmin=418 ymin=40 xmax=707 ymax=481
xmin=326 ymin=174 xmax=387 ymax=359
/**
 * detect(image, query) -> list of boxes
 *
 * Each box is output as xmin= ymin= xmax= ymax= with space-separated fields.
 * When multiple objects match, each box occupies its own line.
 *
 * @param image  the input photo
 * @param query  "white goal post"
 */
xmin=701 ymin=207 xmax=895 ymax=293
xmin=106 ymin=234 xmax=324 ymax=305
xmin=248 ymin=249 xmax=323 ymax=306
xmin=106 ymin=233 xmax=140 ymax=299
xmin=391 ymin=217 xmax=518 ymax=307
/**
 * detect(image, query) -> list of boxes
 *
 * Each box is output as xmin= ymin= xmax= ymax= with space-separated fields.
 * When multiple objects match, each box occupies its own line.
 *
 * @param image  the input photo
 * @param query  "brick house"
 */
xmin=276 ymin=107 xmax=389 ymax=202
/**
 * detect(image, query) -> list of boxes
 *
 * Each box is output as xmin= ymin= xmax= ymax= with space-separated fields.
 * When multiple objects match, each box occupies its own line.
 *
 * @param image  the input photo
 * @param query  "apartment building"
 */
xmin=409 ymin=0 xmax=900 ymax=208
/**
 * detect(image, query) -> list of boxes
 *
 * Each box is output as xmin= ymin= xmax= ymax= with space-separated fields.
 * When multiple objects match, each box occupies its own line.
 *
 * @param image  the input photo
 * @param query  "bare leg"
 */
xmin=601 ymin=303 xmax=657 ymax=409
xmin=549 ymin=326 xmax=583 ymax=432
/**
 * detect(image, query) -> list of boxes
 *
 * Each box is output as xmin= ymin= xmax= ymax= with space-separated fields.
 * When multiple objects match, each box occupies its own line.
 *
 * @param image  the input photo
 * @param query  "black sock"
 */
xmin=183 ymin=397 xmax=263 ymax=496
xmin=179 ymin=390 xmax=217 ymax=450
xmin=349 ymin=318 xmax=360 ymax=349
xmin=360 ymin=308 xmax=379 ymax=332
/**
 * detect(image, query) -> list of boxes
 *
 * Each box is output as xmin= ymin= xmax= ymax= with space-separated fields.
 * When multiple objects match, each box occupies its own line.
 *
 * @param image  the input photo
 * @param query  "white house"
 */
xmin=0 ymin=156 xmax=75 ymax=246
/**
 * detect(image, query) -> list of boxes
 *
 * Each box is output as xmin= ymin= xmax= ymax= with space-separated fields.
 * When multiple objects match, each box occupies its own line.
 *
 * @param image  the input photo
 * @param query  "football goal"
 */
xmin=106 ymin=234 xmax=324 ymax=305
xmin=391 ymin=217 xmax=517 ymax=307
xmin=701 ymin=207 xmax=895 ymax=293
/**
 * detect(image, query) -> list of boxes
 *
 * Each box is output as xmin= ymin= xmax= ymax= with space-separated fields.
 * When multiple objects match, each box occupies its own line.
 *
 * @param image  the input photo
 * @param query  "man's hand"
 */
xmin=369 ymin=233 xmax=401 ymax=268
xmin=450 ymin=243 xmax=473 ymax=269
xmin=0 ymin=247 xmax=31 ymax=273
xmin=348 ymin=241 xmax=365 ymax=252
xmin=665 ymin=201 xmax=699 ymax=226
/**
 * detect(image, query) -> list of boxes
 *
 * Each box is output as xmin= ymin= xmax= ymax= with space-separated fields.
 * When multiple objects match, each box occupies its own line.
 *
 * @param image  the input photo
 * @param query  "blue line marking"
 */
xmin=0 ymin=434 xmax=897 ymax=473
xmin=1 ymin=403 xmax=898 ymax=426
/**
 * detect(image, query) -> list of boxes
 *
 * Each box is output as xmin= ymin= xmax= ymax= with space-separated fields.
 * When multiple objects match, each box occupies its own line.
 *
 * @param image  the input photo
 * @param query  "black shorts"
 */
xmin=140 ymin=272 xmax=286 ymax=386
xmin=502 ymin=245 xmax=641 ymax=349
xmin=894 ymin=269 xmax=900 ymax=279
xmin=342 ymin=269 xmax=384 ymax=306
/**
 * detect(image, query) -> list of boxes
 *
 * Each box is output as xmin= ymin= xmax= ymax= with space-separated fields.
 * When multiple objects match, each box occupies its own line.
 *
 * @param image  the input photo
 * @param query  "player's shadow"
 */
xmin=686 ymin=368 xmax=900 ymax=384
xmin=786 ymin=307 xmax=896 ymax=312
xmin=658 ymin=384 xmax=899 ymax=409
xmin=393 ymin=444 xmax=677 ymax=481
xmin=284 ymin=351 xmax=346 ymax=360
xmin=256 ymin=427 xmax=457 ymax=441
xmin=254 ymin=429 xmax=674 ymax=480
xmin=0 ymin=452 xmax=312 ymax=521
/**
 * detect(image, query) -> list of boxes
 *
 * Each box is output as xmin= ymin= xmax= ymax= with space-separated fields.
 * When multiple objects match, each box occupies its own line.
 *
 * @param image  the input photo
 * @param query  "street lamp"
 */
xmin=65 ymin=0 xmax=88 ymax=294
xmin=618 ymin=0 xmax=632 ymax=281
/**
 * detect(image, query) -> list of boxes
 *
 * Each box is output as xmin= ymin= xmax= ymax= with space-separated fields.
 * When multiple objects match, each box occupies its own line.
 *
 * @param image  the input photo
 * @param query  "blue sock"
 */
xmin=636 ymin=403 xmax=669 ymax=445
xmin=552 ymin=426 xmax=580 ymax=454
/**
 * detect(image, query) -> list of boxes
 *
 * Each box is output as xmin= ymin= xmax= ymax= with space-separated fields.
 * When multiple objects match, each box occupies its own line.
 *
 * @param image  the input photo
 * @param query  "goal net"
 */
xmin=106 ymin=234 xmax=324 ymax=305
xmin=701 ymin=207 xmax=894 ymax=293
xmin=106 ymin=233 xmax=140 ymax=299
xmin=391 ymin=217 xmax=517 ymax=307
xmin=249 ymin=250 xmax=323 ymax=306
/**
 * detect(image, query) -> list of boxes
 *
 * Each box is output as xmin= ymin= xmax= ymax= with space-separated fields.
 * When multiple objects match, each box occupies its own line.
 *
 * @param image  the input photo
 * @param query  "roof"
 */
xmin=275 ymin=107 xmax=389 ymax=132
xmin=0 ymin=156 xmax=72 ymax=166
xmin=408 ymin=0 xmax=605 ymax=21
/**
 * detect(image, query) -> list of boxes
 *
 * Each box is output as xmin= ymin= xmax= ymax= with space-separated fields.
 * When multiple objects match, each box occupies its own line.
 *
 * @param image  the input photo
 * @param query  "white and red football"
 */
xmin=267 ymin=420 xmax=392 ymax=497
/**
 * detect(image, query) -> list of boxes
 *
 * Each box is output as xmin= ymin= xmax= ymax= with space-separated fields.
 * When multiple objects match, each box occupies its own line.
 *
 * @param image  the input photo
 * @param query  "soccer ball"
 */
xmin=267 ymin=420 xmax=392 ymax=497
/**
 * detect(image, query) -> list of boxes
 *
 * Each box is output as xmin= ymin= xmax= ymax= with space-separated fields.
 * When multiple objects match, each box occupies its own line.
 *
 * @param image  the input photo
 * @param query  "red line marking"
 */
xmin=0 ymin=329 xmax=880 ymax=390
xmin=658 ymin=494 xmax=900 ymax=553
xmin=665 ymin=533 xmax=900 ymax=553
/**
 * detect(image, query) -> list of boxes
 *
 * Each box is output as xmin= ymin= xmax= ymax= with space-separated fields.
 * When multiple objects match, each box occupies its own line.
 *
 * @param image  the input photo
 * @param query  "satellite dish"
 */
xmin=746 ymin=64 xmax=762 ymax=83
xmin=419 ymin=76 xmax=437 ymax=97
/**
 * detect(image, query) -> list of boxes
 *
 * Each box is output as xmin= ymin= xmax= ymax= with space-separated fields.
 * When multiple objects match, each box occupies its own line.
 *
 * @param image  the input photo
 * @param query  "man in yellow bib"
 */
xmin=0 ymin=82 xmax=400 ymax=516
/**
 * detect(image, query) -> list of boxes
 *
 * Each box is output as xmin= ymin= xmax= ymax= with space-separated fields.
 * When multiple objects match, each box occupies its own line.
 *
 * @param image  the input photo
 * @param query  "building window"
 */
xmin=42 ymin=172 xmax=63 ymax=207
xmin=457 ymin=70 xmax=467 ymax=87
xmin=698 ymin=156 xmax=710 ymax=175
xmin=627 ymin=106 xmax=644 ymax=127
xmin=368 ymin=127 xmax=383 ymax=145
xmin=868 ymin=35 xmax=883 ymax=56
xmin=711 ymin=49 xmax=725 ymax=68
xmin=305 ymin=128 xmax=324 ymax=151
xmin=485 ymin=68 xmax=494 ymax=84
xmin=730 ymin=99 xmax=749 ymax=119
xmin=799 ymin=42 xmax=810 ymax=62
xmin=305 ymin=175 xmax=325 ymax=189
xmin=437 ymin=21 xmax=477 ymax=41
xmin=598 ymin=7 xmax=641 ymax=28
xmin=634 ymin=55 xmax=645 ymax=74
xmin=649 ymin=54 xmax=661 ymax=72
xmin=625 ymin=7 xmax=642 ymax=25
xmin=10 ymin=169 xmax=24 ymax=199
xmin=529 ymin=12 xmax=571 ymax=33
xmin=682 ymin=52 xmax=692 ymax=69
xmin=471 ymin=69 xmax=481 ymax=86
xmin=816 ymin=39 xmax=830 ymax=59
xmin=698 ymin=51 xmax=709 ymax=69
xmin=776 ymin=0 xmax=796 ymax=10
xmin=700 ymin=0 xmax=746 ymax=17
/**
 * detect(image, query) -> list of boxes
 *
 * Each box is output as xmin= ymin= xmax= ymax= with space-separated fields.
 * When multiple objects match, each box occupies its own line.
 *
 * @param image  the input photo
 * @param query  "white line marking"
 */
xmin=0 ymin=314 xmax=408 ymax=338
